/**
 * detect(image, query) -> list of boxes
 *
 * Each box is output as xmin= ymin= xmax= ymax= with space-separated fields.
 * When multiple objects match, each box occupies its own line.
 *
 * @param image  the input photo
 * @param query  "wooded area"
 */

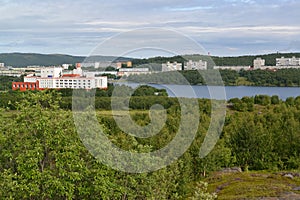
xmin=0 ymin=88 xmax=299 ymax=199
xmin=127 ymin=68 xmax=300 ymax=87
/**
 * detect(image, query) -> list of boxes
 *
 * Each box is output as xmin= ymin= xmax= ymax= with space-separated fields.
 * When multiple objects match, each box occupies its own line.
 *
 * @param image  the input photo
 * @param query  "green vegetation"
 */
xmin=205 ymin=172 xmax=300 ymax=200
xmin=127 ymin=68 xmax=300 ymax=86
xmin=2 ymin=52 xmax=300 ymax=68
xmin=0 ymin=53 xmax=132 ymax=67
xmin=0 ymin=53 xmax=84 ymax=67
xmin=0 ymin=91 xmax=215 ymax=199
xmin=132 ymin=52 xmax=300 ymax=67
xmin=0 ymin=76 xmax=22 ymax=91
xmin=0 ymin=86 xmax=299 ymax=199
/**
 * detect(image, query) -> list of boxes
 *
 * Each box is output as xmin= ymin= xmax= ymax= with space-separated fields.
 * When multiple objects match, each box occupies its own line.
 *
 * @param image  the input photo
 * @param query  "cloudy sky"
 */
xmin=1 ymin=0 xmax=300 ymax=57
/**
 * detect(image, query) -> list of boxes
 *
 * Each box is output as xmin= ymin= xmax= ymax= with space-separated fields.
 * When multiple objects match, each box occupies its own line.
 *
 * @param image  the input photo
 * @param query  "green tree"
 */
xmin=271 ymin=95 xmax=280 ymax=104
xmin=254 ymin=95 xmax=271 ymax=106
xmin=0 ymin=91 xmax=122 ymax=199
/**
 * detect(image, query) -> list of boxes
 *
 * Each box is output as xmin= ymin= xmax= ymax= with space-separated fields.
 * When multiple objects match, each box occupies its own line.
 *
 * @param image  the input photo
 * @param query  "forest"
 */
xmin=0 ymin=85 xmax=300 ymax=199
xmin=126 ymin=68 xmax=300 ymax=87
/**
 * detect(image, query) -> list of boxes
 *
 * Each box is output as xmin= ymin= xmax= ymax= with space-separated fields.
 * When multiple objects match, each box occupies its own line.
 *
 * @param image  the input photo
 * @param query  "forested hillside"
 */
xmin=0 ymin=53 xmax=131 ymax=67
xmin=1 ymin=52 xmax=300 ymax=67
xmin=0 ymin=53 xmax=85 ymax=67
xmin=132 ymin=52 xmax=300 ymax=67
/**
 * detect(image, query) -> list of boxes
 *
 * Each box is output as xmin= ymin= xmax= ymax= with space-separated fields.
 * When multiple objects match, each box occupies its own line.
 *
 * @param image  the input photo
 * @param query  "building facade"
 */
xmin=184 ymin=60 xmax=207 ymax=70
xmin=162 ymin=62 xmax=183 ymax=72
xmin=116 ymin=61 xmax=132 ymax=69
xmin=276 ymin=56 xmax=300 ymax=67
xmin=213 ymin=66 xmax=252 ymax=71
xmin=253 ymin=58 xmax=265 ymax=68
xmin=117 ymin=67 xmax=150 ymax=76
xmin=41 ymin=67 xmax=62 ymax=78
xmin=12 ymin=66 xmax=107 ymax=91
xmin=12 ymin=82 xmax=38 ymax=91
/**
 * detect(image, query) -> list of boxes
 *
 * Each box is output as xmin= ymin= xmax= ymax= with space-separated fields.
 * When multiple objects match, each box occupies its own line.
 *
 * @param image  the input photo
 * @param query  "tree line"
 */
xmin=126 ymin=68 xmax=300 ymax=87
xmin=131 ymin=52 xmax=300 ymax=67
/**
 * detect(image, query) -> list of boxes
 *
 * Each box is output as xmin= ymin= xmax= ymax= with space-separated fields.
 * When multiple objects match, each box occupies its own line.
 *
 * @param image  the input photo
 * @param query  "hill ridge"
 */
xmin=1 ymin=52 xmax=300 ymax=67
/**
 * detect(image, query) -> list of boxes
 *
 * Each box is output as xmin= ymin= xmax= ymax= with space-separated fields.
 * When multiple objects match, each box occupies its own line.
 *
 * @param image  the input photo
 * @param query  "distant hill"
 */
xmin=132 ymin=52 xmax=300 ymax=68
xmin=0 ymin=53 xmax=84 ymax=67
xmin=212 ymin=52 xmax=300 ymax=66
xmin=1 ymin=52 xmax=300 ymax=68
xmin=0 ymin=53 xmax=132 ymax=67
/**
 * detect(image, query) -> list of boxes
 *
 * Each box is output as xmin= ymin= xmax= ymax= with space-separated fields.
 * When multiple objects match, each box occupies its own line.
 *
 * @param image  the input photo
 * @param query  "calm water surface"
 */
xmin=116 ymin=83 xmax=300 ymax=100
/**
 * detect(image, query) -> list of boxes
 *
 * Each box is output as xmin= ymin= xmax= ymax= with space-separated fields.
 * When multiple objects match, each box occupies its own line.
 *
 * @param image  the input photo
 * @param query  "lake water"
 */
xmin=116 ymin=82 xmax=300 ymax=100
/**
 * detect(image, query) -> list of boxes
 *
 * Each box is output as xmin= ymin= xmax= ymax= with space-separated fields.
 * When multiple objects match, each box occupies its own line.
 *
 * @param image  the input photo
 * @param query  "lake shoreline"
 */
xmin=113 ymin=82 xmax=300 ymax=100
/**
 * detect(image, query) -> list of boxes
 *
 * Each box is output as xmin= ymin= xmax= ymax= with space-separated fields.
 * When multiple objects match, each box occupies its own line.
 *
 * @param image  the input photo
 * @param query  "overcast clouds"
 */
xmin=0 ymin=0 xmax=300 ymax=56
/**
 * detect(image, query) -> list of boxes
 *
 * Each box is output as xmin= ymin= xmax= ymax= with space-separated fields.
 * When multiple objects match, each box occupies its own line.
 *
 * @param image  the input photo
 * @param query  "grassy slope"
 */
xmin=205 ymin=171 xmax=300 ymax=200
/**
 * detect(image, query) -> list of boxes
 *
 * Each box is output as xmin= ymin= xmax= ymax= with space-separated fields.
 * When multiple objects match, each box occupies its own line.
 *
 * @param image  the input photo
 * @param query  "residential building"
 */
xmin=116 ymin=61 xmax=132 ymax=69
xmin=80 ymin=61 xmax=116 ymax=68
xmin=0 ymin=70 xmax=23 ymax=77
xmin=117 ymin=67 xmax=150 ymax=76
xmin=162 ymin=62 xmax=183 ymax=72
xmin=41 ymin=67 xmax=63 ymax=78
xmin=12 ymin=66 xmax=107 ymax=91
xmin=0 ymin=63 xmax=5 ymax=68
xmin=253 ymin=58 xmax=265 ymax=68
xmin=276 ymin=56 xmax=300 ymax=67
xmin=184 ymin=60 xmax=207 ymax=70
xmin=94 ymin=62 xmax=100 ymax=68
xmin=213 ymin=66 xmax=252 ymax=71
xmin=62 ymin=64 xmax=72 ymax=70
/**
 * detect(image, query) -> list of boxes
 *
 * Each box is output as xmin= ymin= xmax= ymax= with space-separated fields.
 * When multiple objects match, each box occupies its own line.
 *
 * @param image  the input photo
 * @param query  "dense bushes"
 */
xmin=0 ymin=90 xmax=300 ymax=199
xmin=0 ymin=75 xmax=22 ymax=91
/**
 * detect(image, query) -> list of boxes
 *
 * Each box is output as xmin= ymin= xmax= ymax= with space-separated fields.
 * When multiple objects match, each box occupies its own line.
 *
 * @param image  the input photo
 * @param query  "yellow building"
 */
xmin=116 ymin=61 xmax=132 ymax=69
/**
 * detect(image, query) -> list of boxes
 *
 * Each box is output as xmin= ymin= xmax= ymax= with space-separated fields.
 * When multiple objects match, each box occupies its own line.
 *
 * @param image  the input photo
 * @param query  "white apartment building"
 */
xmin=0 ymin=63 xmax=5 ymax=68
xmin=276 ymin=56 xmax=300 ymax=67
xmin=214 ymin=66 xmax=251 ymax=71
xmin=117 ymin=67 xmax=150 ymax=76
xmin=253 ymin=58 xmax=265 ymax=68
xmin=81 ymin=62 xmax=114 ymax=68
xmin=19 ymin=66 xmax=107 ymax=90
xmin=41 ymin=67 xmax=63 ymax=78
xmin=184 ymin=60 xmax=207 ymax=70
xmin=162 ymin=62 xmax=183 ymax=72
xmin=37 ymin=76 xmax=107 ymax=89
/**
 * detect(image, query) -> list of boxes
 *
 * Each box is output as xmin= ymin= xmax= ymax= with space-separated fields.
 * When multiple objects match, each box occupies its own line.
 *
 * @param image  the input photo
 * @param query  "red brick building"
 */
xmin=12 ymin=82 xmax=39 ymax=91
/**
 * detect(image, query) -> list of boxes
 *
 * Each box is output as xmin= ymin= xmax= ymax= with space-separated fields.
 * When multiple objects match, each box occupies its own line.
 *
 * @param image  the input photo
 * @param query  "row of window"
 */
xmin=58 ymin=79 xmax=91 ymax=82
xmin=13 ymin=84 xmax=36 ymax=88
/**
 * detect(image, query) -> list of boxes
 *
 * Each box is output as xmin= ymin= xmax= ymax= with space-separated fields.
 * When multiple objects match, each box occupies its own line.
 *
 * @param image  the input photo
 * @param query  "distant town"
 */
xmin=1 ymin=54 xmax=300 ymax=91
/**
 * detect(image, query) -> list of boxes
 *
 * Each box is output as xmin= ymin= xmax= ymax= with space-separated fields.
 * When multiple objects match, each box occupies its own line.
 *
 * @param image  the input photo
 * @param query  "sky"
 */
xmin=1 ymin=0 xmax=300 ymax=57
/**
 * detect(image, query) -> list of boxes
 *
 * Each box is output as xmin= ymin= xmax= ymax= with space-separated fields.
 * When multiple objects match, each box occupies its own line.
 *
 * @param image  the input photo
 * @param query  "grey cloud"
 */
xmin=0 ymin=0 xmax=299 ymax=56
